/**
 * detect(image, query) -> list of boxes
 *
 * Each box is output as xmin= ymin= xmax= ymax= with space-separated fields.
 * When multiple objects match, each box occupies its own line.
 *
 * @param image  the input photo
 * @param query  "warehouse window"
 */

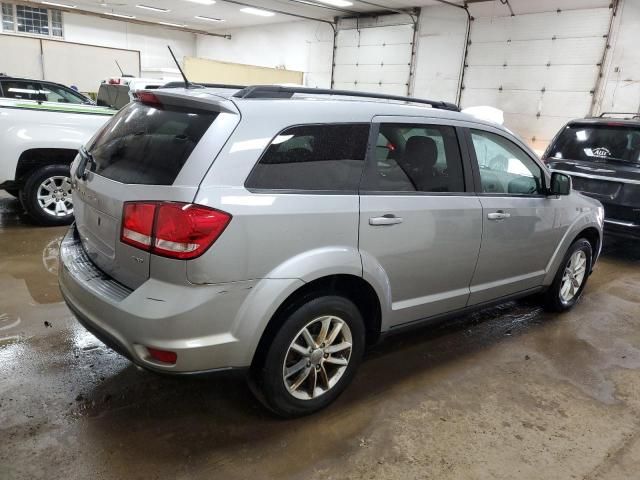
xmin=1 ymin=3 xmax=14 ymax=31
xmin=51 ymin=9 xmax=62 ymax=37
xmin=0 ymin=3 xmax=63 ymax=38
xmin=17 ymin=5 xmax=49 ymax=35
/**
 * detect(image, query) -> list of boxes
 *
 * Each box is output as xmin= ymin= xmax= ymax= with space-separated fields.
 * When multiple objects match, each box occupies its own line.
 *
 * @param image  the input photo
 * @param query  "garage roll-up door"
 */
xmin=333 ymin=18 xmax=415 ymax=96
xmin=461 ymin=6 xmax=613 ymax=153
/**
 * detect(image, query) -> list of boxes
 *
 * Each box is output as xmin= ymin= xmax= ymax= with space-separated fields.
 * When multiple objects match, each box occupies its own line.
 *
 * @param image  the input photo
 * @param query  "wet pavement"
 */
xmin=1 ymin=191 xmax=639 ymax=480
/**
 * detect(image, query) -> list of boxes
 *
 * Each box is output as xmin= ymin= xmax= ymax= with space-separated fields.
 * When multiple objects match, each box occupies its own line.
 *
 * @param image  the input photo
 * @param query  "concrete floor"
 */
xmin=1 ymin=192 xmax=639 ymax=480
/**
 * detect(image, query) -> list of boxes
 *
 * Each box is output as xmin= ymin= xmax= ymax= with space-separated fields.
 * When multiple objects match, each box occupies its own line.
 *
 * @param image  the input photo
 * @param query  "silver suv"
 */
xmin=58 ymin=86 xmax=604 ymax=417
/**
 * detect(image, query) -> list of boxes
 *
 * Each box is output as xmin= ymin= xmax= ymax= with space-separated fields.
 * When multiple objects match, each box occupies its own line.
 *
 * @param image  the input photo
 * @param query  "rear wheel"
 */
xmin=20 ymin=164 xmax=74 ymax=227
xmin=544 ymin=238 xmax=592 ymax=312
xmin=255 ymin=295 xmax=365 ymax=418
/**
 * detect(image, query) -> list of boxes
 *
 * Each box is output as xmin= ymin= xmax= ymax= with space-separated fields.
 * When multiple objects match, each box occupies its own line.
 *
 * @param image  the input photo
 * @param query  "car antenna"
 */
xmin=115 ymin=60 xmax=124 ymax=76
xmin=168 ymin=45 xmax=193 ymax=89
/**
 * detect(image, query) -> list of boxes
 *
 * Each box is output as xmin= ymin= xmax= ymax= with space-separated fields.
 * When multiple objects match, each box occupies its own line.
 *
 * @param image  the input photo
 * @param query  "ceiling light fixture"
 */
xmin=159 ymin=21 xmax=187 ymax=27
xmin=314 ymin=0 xmax=353 ymax=6
xmin=240 ymin=7 xmax=275 ymax=17
xmin=105 ymin=12 xmax=136 ymax=19
xmin=136 ymin=4 xmax=170 ymax=12
xmin=195 ymin=15 xmax=224 ymax=22
xmin=41 ymin=1 xmax=77 ymax=7
xmin=185 ymin=0 xmax=216 ymax=4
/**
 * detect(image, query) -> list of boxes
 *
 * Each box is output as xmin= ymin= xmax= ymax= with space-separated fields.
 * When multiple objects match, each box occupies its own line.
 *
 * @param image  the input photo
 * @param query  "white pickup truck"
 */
xmin=0 ymin=97 xmax=114 ymax=226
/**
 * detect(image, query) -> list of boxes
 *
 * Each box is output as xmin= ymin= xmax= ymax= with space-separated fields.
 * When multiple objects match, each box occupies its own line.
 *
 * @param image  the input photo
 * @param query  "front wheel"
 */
xmin=20 ymin=164 xmax=74 ymax=227
xmin=544 ymin=238 xmax=592 ymax=312
xmin=255 ymin=295 xmax=365 ymax=418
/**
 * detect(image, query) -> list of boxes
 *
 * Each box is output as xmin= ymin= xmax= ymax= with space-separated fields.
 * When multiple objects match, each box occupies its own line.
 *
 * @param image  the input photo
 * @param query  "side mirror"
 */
xmin=549 ymin=172 xmax=571 ymax=196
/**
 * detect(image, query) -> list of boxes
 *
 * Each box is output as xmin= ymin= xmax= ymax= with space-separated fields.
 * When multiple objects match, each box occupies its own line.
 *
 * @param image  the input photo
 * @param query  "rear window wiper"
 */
xmin=77 ymin=146 xmax=95 ymax=180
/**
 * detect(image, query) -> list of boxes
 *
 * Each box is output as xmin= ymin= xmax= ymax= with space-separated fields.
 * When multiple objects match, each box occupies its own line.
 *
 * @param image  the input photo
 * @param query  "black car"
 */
xmin=0 ymin=75 xmax=93 ymax=104
xmin=544 ymin=113 xmax=640 ymax=239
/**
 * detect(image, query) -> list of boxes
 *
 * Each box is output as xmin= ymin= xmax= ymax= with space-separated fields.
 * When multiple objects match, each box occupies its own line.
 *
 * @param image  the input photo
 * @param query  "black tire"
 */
xmin=254 ymin=295 xmax=366 ymax=418
xmin=544 ymin=238 xmax=592 ymax=312
xmin=20 ymin=164 xmax=74 ymax=227
xmin=4 ymin=188 xmax=19 ymax=198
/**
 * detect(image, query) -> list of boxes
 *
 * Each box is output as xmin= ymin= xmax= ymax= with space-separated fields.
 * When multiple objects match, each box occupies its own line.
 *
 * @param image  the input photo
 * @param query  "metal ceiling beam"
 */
xmin=351 ymin=0 xmax=417 ymax=22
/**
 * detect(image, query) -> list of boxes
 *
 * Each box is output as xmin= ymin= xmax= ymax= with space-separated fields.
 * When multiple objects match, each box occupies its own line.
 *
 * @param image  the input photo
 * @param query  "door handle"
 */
xmin=487 ymin=211 xmax=511 ymax=220
xmin=369 ymin=214 xmax=403 ymax=226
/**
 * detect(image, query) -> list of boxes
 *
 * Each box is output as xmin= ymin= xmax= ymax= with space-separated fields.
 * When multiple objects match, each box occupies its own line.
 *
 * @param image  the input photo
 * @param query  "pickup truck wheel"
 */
xmin=21 ymin=165 xmax=74 ymax=226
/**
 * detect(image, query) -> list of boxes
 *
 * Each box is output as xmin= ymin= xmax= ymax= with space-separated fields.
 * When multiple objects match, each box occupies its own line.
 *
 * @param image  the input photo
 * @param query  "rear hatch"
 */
xmin=72 ymin=90 xmax=239 ymax=289
xmin=545 ymin=122 xmax=640 ymax=221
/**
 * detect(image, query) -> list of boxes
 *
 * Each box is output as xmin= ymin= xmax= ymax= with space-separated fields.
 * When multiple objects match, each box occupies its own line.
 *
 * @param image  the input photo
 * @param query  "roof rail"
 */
xmin=161 ymin=81 xmax=246 ymax=90
xmin=598 ymin=111 xmax=640 ymax=119
xmin=233 ymin=85 xmax=460 ymax=112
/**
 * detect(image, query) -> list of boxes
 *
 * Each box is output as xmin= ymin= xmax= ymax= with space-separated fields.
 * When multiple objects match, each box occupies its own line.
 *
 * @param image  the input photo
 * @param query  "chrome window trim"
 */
xmin=551 ymin=169 xmax=640 ymax=186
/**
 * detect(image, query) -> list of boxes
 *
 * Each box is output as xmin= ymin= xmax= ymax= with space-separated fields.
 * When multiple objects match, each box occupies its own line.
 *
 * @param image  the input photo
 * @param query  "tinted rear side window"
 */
xmin=548 ymin=124 xmax=640 ymax=164
xmin=245 ymin=124 xmax=370 ymax=192
xmin=88 ymin=101 xmax=217 ymax=185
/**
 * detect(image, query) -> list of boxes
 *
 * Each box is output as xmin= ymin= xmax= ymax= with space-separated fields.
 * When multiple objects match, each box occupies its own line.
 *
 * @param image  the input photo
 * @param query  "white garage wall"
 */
xmin=596 ymin=0 xmax=640 ymax=115
xmin=461 ymin=2 xmax=613 ymax=152
xmin=330 ymin=14 xmax=417 ymax=95
xmin=62 ymin=12 xmax=196 ymax=79
xmin=195 ymin=21 xmax=334 ymax=88
xmin=412 ymin=5 xmax=468 ymax=104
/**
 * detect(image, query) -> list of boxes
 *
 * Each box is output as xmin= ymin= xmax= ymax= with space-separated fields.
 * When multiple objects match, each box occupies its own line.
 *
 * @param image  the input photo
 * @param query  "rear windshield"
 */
xmin=88 ymin=101 xmax=217 ymax=185
xmin=548 ymin=124 xmax=640 ymax=165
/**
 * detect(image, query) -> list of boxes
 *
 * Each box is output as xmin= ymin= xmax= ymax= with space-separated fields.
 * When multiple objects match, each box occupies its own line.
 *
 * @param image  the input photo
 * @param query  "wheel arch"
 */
xmin=543 ymin=218 xmax=603 ymax=285
xmin=575 ymin=226 xmax=601 ymax=267
xmin=250 ymin=274 xmax=382 ymax=371
xmin=15 ymin=148 xmax=78 ymax=184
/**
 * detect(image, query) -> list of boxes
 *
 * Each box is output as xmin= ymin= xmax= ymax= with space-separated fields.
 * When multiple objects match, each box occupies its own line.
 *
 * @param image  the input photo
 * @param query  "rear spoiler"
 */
xmin=134 ymin=90 xmax=238 ymax=114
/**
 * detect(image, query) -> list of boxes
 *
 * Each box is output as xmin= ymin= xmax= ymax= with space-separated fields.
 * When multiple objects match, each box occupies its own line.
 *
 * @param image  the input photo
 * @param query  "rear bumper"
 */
xmin=58 ymin=225 xmax=258 ymax=373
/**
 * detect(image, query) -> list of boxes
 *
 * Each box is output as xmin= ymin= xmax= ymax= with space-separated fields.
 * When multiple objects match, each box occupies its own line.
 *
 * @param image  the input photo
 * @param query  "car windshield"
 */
xmin=40 ymin=84 xmax=91 ymax=104
xmin=548 ymin=124 xmax=640 ymax=165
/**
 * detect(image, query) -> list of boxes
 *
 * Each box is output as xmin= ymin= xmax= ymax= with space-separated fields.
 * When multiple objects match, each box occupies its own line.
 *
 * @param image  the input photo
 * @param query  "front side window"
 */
xmin=471 ymin=129 xmax=544 ymax=195
xmin=366 ymin=123 xmax=465 ymax=193
xmin=246 ymin=124 xmax=370 ymax=191
xmin=40 ymin=83 xmax=88 ymax=104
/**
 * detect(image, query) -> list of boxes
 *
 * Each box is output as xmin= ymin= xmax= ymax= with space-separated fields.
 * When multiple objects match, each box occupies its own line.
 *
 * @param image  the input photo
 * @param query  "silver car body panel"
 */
xmin=59 ymin=88 xmax=604 ymax=372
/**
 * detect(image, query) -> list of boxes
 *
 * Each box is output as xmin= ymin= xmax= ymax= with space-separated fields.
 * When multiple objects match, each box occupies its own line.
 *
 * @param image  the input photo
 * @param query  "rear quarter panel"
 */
xmin=189 ymin=105 xmax=367 ymax=286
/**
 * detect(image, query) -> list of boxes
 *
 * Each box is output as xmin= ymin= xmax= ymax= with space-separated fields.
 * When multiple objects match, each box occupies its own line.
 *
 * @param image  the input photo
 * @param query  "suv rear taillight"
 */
xmin=121 ymin=202 xmax=231 ymax=260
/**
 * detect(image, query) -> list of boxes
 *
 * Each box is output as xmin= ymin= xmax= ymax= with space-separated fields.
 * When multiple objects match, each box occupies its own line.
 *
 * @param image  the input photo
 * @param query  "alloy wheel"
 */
xmin=559 ymin=250 xmax=587 ymax=304
xmin=37 ymin=176 xmax=73 ymax=218
xmin=283 ymin=315 xmax=353 ymax=400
